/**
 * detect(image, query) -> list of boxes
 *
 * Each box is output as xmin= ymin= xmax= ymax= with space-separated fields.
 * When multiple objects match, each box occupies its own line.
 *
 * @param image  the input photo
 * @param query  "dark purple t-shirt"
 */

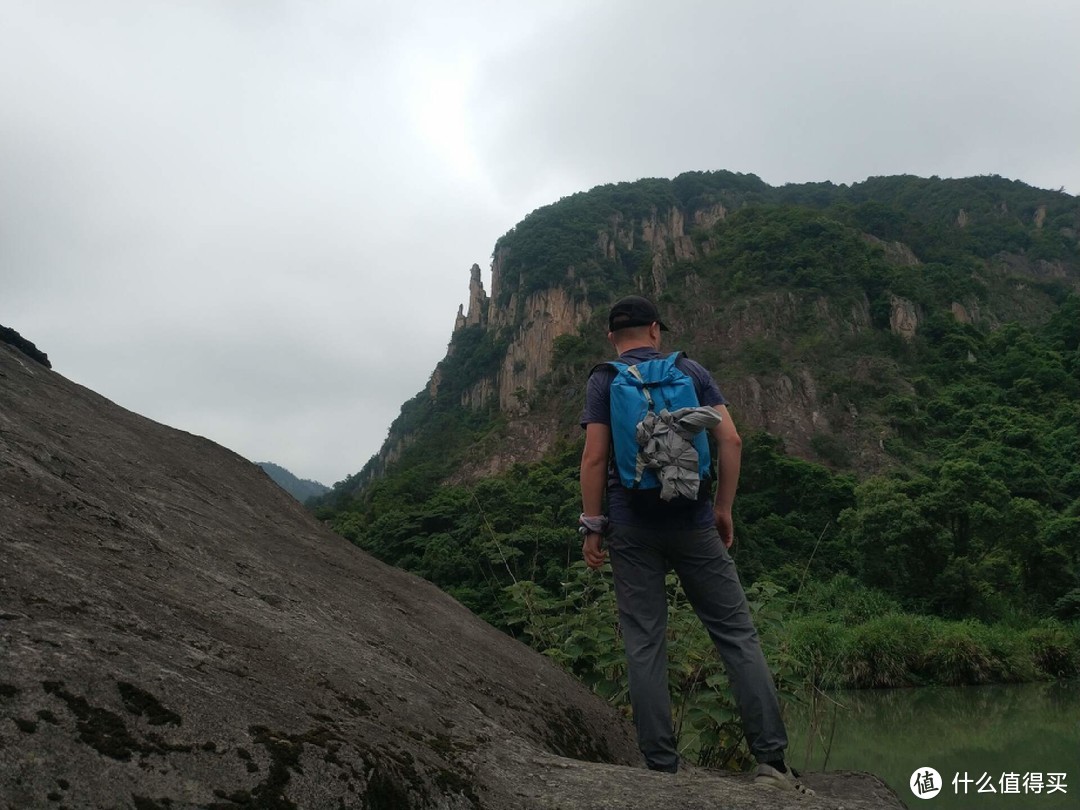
xmin=580 ymin=348 xmax=727 ymax=529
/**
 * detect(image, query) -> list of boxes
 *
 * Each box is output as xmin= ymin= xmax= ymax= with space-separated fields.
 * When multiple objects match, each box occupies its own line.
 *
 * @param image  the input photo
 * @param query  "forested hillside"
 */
xmin=256 ymin=460 xmax=328 ymax=503
xmin=314 ymin=173 xmax=1080 ymax=756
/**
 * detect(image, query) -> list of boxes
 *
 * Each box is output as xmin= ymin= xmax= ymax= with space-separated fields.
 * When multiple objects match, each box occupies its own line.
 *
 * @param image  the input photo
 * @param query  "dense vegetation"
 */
xmin=489 ymin=171 xmax=1077 ymax=312
xmin=315 ymin=172 xmax=1080 ymax=765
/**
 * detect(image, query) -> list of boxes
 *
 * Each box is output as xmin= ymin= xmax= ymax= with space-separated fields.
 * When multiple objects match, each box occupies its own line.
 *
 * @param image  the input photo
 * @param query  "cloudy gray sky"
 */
xmin=3 ymin=0 xmax=1079 ymax=486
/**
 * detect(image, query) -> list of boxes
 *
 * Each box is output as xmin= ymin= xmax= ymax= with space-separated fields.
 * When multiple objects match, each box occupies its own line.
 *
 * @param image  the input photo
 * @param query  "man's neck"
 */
xmin=614 ymin=341 xmax=657 ymax=355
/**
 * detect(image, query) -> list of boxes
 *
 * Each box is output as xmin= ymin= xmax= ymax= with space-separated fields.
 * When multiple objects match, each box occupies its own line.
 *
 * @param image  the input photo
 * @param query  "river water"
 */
xmin=785 ymin=681 xmax=1079 ymax=809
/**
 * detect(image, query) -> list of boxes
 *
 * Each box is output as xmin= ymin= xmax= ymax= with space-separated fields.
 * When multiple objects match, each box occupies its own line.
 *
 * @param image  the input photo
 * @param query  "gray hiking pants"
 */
xmin=608 ymin=523 xmax=788 ymax=772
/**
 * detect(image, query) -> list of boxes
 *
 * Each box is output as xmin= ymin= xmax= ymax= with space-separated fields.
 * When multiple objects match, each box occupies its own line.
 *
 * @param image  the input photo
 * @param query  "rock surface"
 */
xmin=0 ymin=344 xmax=904 ymax=809
xmin=0 ymin=325 xmax=50 ymax=369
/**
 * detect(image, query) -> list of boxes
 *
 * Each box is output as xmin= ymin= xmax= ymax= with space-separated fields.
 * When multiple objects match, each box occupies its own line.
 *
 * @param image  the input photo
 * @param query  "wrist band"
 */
xmin=578 ymin=514 xmax=610 ymax=534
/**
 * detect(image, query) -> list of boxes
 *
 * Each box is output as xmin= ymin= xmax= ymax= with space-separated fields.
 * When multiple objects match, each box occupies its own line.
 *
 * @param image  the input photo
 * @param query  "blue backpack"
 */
xmin=602 ymin=352 xmax=712 ymax=493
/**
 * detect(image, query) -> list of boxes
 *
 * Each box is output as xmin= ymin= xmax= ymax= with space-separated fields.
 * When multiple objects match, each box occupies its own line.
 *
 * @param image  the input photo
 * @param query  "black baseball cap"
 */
xmin=608 ymin=295 xmax=669 ymax=332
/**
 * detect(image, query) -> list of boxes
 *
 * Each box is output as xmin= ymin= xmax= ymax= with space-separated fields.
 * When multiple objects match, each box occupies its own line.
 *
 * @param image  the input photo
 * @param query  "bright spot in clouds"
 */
xmin=410 ymin=57 xmax=482 ymax=182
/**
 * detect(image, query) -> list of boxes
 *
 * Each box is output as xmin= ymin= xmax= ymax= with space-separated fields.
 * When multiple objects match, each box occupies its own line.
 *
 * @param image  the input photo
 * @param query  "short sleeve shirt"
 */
xmin=580 ymin=347 xmax=727 ymax=529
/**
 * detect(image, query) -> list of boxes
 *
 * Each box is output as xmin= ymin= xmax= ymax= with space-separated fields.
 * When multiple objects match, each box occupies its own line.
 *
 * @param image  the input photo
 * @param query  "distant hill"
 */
xmin=256 ymin=461 xmax=329 ymax=502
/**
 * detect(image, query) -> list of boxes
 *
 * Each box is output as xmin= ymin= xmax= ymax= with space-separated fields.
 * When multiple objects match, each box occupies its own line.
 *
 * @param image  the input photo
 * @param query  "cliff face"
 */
xmin=346 ymin=172 xmax=1080 ymax=492
xmin=0 ymin=342 xmax=904 ymax=809
xmin=434 ymin=211 xmax=906 ymax=477
xmin=453 ymin=200 xmax=730 ymax=418
xmin=463 ymin=203 xmax=730 ymax=393
xmin=459 ymin=281 xmax=592 ymax=414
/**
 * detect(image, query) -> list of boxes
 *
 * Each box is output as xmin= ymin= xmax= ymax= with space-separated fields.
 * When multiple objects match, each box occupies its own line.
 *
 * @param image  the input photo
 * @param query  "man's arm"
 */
xmin=709 ymin=404 xmax=742 ymax=548
xmin=580 ymin=422 xmax=610 ymax=569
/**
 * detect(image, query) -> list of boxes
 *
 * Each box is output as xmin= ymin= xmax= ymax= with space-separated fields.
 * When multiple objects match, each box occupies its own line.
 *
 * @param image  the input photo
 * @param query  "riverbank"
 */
xmin=781 ymin=613 xmax=1080 ymax=689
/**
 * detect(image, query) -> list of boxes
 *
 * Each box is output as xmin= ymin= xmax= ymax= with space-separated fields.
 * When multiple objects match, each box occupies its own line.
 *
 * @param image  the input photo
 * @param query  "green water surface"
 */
xmin=785 ymin=681 xmax=1079 ymax=809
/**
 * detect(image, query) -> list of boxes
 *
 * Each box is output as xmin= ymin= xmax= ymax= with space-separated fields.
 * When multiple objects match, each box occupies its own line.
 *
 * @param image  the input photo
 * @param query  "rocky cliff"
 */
xmin=0 ymin=342 xmax=902 ymax=808
xmin=342 ymin=172 xmax=1080 ymax=494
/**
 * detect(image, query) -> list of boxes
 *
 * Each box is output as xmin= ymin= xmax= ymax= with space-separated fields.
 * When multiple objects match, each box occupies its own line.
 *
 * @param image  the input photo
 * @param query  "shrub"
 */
xmin=1024 ymin=625 xmax=1080 ymax=679
xmin=919 ymin=621 xmax=993 ymax=685
xmin=840 ymin=614 xmax=927 ymax=688
xmin=783 ymin=617 xmax=845 ymax=688
xmin=973 ymin=623 xmax=1040 ymax=683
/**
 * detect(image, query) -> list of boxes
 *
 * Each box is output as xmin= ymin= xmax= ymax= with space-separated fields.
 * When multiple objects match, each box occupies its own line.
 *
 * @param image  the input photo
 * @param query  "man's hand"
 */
xmin=709 ymin=405 xmax=741 ymax=550
xmin=582 ymin=532 xmax=607 ymax=569
xmin=714 ymin=506 xmax=735 ymax=549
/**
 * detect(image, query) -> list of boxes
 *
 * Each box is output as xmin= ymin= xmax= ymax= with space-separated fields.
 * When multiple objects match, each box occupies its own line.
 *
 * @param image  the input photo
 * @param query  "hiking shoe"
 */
xmin=752 ymin=763 xmax=816 ymax=795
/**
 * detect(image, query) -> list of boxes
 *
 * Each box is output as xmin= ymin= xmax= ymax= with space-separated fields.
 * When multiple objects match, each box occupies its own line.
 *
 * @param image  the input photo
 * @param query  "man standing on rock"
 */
xmin=578 ymin=295 xmax=812 ymax=794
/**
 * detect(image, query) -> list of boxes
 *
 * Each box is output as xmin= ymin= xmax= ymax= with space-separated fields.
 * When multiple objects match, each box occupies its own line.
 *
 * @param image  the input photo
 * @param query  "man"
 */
xmin=578 ymin=295 xmax=811 ymax=793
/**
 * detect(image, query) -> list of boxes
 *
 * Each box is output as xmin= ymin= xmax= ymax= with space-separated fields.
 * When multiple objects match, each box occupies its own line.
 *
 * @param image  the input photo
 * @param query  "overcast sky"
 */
xmin=3 ymin=1 xmax=1079 ymax=486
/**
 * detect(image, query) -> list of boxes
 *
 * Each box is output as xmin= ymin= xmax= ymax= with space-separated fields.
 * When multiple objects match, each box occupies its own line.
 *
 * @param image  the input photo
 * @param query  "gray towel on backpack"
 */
xmin=635 ymin=406 xmax=722 ymax=501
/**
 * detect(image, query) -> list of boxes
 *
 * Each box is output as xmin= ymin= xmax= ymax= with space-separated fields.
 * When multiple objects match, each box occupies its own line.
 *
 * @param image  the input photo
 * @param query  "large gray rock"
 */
xmin=0 ymin=343 xmax=904 ymax=809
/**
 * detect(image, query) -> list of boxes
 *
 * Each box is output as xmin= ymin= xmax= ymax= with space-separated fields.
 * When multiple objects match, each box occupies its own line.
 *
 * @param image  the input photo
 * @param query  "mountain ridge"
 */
xmin=328 ymin=171 xmax=1079 ymax=500
xmin=316 ymin=170 xmax=1079 ymax=640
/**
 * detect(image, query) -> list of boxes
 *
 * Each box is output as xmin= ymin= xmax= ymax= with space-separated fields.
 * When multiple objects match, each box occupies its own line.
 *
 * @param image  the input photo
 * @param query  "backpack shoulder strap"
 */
xmin=588 ymin=360 xmax=626 ymax=378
